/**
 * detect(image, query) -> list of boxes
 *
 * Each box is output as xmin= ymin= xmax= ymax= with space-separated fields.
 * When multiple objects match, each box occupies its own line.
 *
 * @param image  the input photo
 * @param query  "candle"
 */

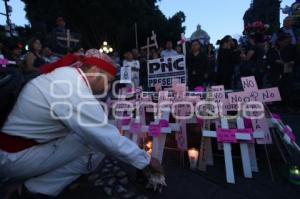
xmin=289 ymin=166 xmax=300 ymax=185
xmin=145 ymin=141 xmax=153 ymax=155
xmin=188 ymin=148 xmax=199 ymax=169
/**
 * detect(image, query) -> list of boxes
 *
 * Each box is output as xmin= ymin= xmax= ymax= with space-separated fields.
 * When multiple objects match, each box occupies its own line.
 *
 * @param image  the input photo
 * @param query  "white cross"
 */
xmin=57 ymin=29 xmax=80 ymax=49
xmin=177 ymin=33 xmax=188 ymax=55
xmin=202 ymin=117 xmax=264 ymax=183
xmin=141 ymin=31 xmax=158 ymax=60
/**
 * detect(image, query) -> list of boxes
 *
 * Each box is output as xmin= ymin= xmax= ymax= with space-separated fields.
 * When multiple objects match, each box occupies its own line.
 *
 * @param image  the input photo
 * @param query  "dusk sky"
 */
xmin=0 ymin=0 xmax=296 ymax=44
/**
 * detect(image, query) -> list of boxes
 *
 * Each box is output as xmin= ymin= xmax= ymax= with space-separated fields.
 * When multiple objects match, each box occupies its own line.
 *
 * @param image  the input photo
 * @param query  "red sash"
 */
xmin=0 ymin=132 xmax=38 ymax=153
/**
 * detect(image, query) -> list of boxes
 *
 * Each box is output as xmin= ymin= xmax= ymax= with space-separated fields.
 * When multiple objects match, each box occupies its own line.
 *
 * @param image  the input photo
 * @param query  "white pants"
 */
xmin=0 ymin=133 xmax=105 ymax=196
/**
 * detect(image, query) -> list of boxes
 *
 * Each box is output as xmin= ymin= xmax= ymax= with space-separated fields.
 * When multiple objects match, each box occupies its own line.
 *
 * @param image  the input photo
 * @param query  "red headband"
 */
xmin=40 ymin=54 xmax=117 ymax=76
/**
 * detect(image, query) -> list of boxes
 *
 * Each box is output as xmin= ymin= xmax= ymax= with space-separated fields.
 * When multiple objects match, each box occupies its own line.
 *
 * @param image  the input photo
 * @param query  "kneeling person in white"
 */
xmin=0 ymin=49 xmax=162 ymax=197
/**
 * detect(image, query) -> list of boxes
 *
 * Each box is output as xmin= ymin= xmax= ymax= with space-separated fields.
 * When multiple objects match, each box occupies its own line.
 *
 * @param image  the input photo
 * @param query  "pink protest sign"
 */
xmin=252 ymin=117 xmax=272 ymax=144
xmin=284 ymin=126 xmax=296 ymax=142
xmin=228 ymin=91 xmax=259 ymax=104
xmin=228 ymin=87 xmax=281 ymax=105
xmin=212 ymin=85 xmax=225 ymax=103
xmin=149 ymin=124 xmax=161 ymax=137
xmin=222 ymin=99 xmax=240 ymax=112
xmin=159 ymin=119 xmax=169 ymax=128
xmin=241 ymin=76 xmax=258 ymax=92
xmin=217 ymin=128 xmax=237 ymax=143
xmin=129 ymin=122 xmax=142 ymax=134
xmin=258 ymin=88 xmax=282 ymax=103
xmin=0 ymin=58 xmax=8 ymax=65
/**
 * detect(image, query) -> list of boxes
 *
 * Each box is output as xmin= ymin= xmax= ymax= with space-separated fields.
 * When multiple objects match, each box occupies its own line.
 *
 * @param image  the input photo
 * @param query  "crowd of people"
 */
xmin=1 ymin=17 xmax=300 ymax=109
xmin=1 ymin=15 xmax=300 ymax=198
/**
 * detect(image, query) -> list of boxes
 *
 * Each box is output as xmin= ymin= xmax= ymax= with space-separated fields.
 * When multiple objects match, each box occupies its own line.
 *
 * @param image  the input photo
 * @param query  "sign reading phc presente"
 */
xmin=147 ymin=55 xmax=187 ymax=89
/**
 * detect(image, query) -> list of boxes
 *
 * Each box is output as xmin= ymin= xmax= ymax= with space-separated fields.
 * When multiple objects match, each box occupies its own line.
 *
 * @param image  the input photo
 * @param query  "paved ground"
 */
xmin=57 ymin=112 xmax=300 ymax=199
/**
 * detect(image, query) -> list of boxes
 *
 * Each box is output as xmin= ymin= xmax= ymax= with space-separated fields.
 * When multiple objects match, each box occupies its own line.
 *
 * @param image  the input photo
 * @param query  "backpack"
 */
xmin=0 ymin=66 xmax=40 ymax=128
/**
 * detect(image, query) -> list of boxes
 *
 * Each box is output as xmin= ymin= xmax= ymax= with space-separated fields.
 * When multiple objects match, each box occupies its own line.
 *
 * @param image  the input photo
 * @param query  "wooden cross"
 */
xmin=141 ymin=31 xmax=158 ymax=60
xmin=57 ymin=29 xmax=80 ymax=49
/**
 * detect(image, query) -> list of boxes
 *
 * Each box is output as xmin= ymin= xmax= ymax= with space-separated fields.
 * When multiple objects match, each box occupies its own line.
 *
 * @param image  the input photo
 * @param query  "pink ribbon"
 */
xmin=0 ymin=58 xmax=9 ymax=65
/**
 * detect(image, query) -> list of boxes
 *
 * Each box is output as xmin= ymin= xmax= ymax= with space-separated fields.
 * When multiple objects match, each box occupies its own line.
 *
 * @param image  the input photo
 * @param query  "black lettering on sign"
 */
xmin=149 ymin=63 xmax=160 ymax=74
xmin=242 ymin=79 xmax=255 ymax=89
xmin=173 ymin=57 xmax=184 ymax=70
xmin=262 ymin=90 xmax=275 ymax=101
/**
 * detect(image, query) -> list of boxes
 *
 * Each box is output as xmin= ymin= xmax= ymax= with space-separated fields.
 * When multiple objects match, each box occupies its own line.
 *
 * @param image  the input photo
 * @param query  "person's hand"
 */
xmin=145 ymin=157 xmax=164 ymax=174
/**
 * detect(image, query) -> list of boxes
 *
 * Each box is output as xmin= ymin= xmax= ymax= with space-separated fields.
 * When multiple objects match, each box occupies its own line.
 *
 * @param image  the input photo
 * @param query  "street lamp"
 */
xmin=99 ymin=41 xmax=113 ymax=54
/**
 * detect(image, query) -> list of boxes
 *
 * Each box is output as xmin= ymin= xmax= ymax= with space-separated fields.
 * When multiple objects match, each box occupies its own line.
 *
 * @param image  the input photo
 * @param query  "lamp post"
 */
xmin=99 ymin=41 xmax=113 ymax=54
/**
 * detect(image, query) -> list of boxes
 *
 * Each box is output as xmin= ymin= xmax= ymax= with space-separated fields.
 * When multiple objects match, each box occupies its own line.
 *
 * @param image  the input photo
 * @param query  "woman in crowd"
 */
xmin=23 ymin=38 xmax=46 ymax=73
xmin=267 ymin=33 xmax=296 ymax=108
xmin=216 ymin=36 xmax=236 ymax=89
xmin=240 ymin=33 xmax=266 ymax=88
xmin=187 ymin=40 xmax=209 ymax=90
xmin=122 ymin=51 xmax=140 ymax=87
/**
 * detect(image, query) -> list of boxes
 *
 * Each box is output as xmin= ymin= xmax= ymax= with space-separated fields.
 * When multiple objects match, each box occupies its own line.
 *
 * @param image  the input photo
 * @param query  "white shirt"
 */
xmin=123 ymin=60 xmax=140 ymax=70
xmin=2 ymin=67 xmax=150 ymax=169
xmin=160 ymin=49 xmax=178 ymax=58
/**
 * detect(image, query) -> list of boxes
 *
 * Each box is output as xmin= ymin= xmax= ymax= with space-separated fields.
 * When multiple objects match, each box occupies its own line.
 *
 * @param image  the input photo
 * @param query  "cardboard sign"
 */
xmin=228 ymin=87 xmax=281 ymax=105
xmin=222 ymin=99 xmax=240 ymax=112
xmin=258 ymin=88 xmax=281 ymax=103
xmin=149 ymin=124 xmax=161 ymax=137
xmin=148 ymin=55 xmax=187 ymax=89
xmin=217 ymin=128 xmax=237 ymax=143
xmin=120 ymin=66 xmax=132 ymax=84
xmin=241 ymin=76 xmax=258 ymax=92
xmin=252 ymin=117 xmax=272 ymax=144
xmin=129 ymin=122 xmax=142 ymax=134
xmin=212 ymin=85 xmax=225 ymax=103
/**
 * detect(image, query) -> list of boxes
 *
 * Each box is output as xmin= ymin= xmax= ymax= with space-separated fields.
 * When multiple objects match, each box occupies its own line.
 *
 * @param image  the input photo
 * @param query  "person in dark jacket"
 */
xmin=187 ymin=40 xmax=209 ymax=90
xmin=216 ymin=36 xmax=236 ymax=89
xmin=267 ymin=33 xmax=296 ymax=108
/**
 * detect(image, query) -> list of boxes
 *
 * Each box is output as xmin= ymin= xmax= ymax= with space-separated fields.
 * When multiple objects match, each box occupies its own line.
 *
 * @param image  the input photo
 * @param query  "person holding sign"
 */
xmin=187 ymin=40 xmax=209 ymax=90
xmin=160 ymin=41 xmax=178 ymax=58
xmin=123 ymin=51 xmax=141 ymax=87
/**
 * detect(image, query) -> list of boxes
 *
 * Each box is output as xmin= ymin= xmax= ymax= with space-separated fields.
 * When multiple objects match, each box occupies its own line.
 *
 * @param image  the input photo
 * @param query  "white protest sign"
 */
xmin=148 ymin=55 xmax=187 ymax=89
xmin=120 ymin=66 xmax=132 ymax=84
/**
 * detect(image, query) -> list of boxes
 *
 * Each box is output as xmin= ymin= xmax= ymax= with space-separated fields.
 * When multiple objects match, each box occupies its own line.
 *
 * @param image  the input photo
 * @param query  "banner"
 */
xmin=147 ymin=55 xmax=187 ymax=89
